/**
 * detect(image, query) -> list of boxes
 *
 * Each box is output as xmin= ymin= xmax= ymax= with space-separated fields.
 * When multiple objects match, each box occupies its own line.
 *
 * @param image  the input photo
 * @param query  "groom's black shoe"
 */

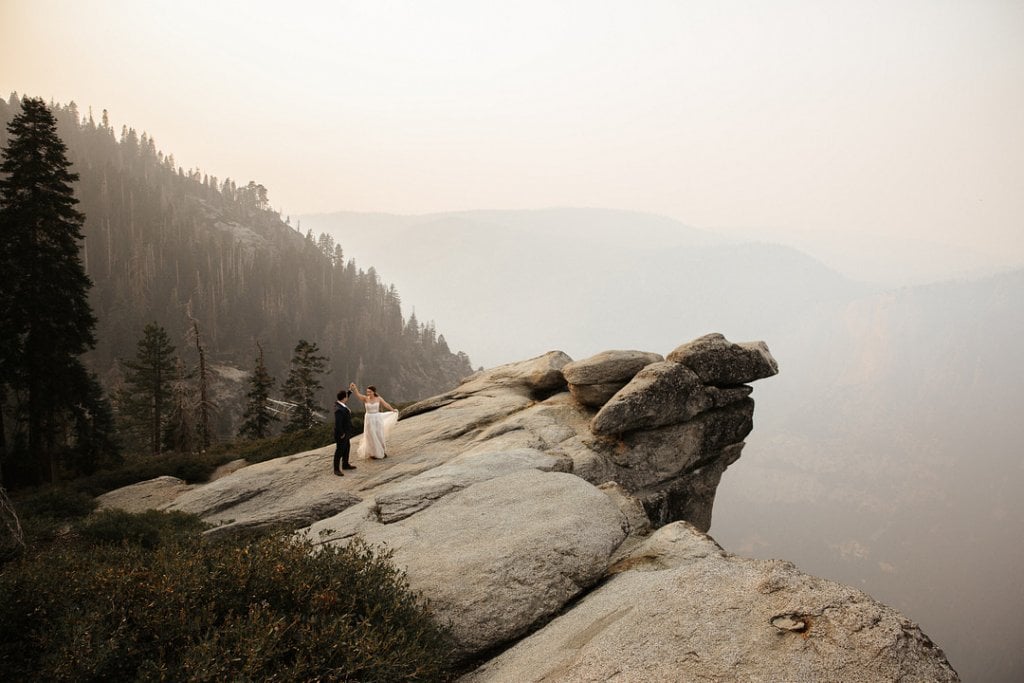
xmin=342 ymin=464 xmax=356 ymax=470
xmin=334 ymin=469 xmax=344 ymax=476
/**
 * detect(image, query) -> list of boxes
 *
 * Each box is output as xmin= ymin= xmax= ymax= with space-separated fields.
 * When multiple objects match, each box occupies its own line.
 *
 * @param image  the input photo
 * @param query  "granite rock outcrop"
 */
xmin=96 ymin=333 xmax=958 ymax=680
xmin=464 ymin=522 xmax=959 ymax=682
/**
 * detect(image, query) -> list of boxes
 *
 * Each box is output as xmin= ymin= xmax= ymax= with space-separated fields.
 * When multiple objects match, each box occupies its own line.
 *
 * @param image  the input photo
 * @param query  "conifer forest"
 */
xmin=0 ymin=94 xmax=473 ymax=485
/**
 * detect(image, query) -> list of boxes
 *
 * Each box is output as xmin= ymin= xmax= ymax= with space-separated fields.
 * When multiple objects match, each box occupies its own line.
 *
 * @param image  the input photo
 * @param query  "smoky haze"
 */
xmin=4 ymin=1 xmax=1024 ymax=680
xmin=301 ymin=208 xmax=1024 ymax=682
xmin=2 ymin=1 xmax=1022 ymax=267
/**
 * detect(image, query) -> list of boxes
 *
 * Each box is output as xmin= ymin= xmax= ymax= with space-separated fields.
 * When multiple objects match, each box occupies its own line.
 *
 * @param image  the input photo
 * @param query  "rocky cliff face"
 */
xmin=98 ymin=333 xmax=958 ymax=681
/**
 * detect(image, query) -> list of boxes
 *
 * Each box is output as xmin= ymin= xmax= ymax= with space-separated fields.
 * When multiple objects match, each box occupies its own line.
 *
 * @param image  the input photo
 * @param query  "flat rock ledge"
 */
xmin=96 ymin=475 xmax=196 ymax=514
xmin=306 ymin=465 xmax=628 ymax=660
xmin=462 ymin=522 xmax=959 ymax=682
xmin=95 ymin=333 xmax=957 ymax=678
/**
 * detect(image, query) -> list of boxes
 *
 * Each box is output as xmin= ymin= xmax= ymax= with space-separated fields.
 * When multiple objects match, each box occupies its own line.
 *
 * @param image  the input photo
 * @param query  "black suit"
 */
xmin=333 ymin=400 xmax=353 ymax=473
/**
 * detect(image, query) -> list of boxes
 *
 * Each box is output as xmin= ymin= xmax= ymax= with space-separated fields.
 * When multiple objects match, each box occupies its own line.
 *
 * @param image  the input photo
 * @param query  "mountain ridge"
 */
xmin=0 ymin=96 xmax=475 ymax=442
xmin=301 ymin=207 xmax=870 ymax=368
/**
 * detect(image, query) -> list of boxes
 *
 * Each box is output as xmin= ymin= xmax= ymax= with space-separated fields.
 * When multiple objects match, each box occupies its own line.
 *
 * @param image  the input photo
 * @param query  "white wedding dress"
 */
xmin=357 ymin=400 xmax=398 ymax=460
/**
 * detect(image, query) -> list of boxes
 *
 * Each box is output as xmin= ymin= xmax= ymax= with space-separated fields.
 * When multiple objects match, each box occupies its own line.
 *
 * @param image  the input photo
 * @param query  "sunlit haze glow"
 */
xmin=3 ymin=0 xmax=1022 ymax=277
xmin=5 ymin=4 xmax=1024 ymax=681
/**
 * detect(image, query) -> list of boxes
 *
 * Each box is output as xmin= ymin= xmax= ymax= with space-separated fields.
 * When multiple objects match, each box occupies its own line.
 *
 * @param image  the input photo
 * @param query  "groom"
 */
xmin=333 ymin=389 xmax=356 ymax=476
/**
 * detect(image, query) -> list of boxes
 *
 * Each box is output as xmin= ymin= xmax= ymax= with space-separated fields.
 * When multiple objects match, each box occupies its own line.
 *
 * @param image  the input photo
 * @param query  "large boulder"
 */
xmin=667 ymin=332 xmax=779 ymax=385
xmin=403 ymin=350 xmax=572 ymax=421
xmin=463 ymin=522 xmax=959 ymax=682
xmin=590 ymin=361 xmax=752 ymax=435
xmin=562 ymin=350 xmax=663 ymax=407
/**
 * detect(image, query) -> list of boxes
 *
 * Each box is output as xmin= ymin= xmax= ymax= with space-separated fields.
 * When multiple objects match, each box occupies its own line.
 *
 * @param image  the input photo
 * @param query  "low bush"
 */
xmin=0 ymin=514 xmax=453 ymax=681
xmin=70 ymin=450 xmax=236 ymax=497
xmin=14 ymin=485 xmax=97 ymax=520
xmin=11 ymin=486 xmax=98 ymax=544
xmin=210 ymin=422 xmax=336 ymax=465
xmin=78 ymin=508 xmax=210 ymax=550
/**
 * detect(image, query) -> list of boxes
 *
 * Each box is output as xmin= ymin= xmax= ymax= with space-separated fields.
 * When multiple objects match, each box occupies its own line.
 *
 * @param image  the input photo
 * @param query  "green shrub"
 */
xmin=78 ymin=508 xmax=210 ymax=550
xmin=14 ymin=485 xmax=97 ymax=520
xmin=70 ymin=450 xmax=236 ymax=497
xmin=10 ymin=486 xmax=96 ymax=545
xmin=210 ymin=422 xmax=336 ymax=465
xmin=0 ymin=526 xmax=453 ymax=681
xmin=165 ymin=452 xmax=221 ymax=483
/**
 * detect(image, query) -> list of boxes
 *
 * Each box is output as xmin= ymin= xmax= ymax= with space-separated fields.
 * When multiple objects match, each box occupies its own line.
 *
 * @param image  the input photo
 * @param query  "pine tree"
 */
xmin=163 ymin=357 xmax=198 ymax=453
xmin=0 ymin=95 xmax=477 ymax=452
xmin=0 ymin=97 xmax=98 ymax=484
xmin=187 ymin=316 xmax=214 ymax=449
xmin=238 ymin=342 xmax=278 ymax=440
xmin=282 ymin=339 xmax=327 ymax=433
xmin=65 ymin=367 xmax=120 ymax=475
xmin=118 ymin=322 xmax=176 ymax=454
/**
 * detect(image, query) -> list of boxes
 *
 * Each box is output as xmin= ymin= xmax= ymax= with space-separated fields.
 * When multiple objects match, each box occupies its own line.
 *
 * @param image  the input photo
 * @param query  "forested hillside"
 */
xmin=0 ymin=94 xmax=473 ymax=427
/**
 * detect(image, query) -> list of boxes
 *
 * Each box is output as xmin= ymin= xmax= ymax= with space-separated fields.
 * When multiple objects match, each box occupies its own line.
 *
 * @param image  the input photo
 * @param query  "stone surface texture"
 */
xmin=95 ymin=334 xmax=957 ymax=679
xmin=463 ymin=523 xmax=959 ymax=683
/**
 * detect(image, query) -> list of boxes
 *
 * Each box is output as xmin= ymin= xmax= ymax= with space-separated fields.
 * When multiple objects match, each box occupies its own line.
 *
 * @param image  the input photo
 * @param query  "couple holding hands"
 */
xmin=333 ymin=383 xmax=399 ymax=475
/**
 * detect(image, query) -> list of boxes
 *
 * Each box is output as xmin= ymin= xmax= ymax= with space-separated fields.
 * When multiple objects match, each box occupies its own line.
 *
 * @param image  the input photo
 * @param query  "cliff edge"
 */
xmin=98 ymin=333 xmax=958 ymax=680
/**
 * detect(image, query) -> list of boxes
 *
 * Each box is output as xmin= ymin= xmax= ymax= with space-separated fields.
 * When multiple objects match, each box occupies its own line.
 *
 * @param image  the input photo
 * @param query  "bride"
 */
xmin=349 ymin=383 xmax=398 ymax=460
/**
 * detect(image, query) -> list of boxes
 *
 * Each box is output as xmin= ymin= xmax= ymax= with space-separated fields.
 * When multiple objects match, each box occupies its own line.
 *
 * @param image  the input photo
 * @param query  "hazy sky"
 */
xmin=3 ymin=0 xmax=1023 ymax=271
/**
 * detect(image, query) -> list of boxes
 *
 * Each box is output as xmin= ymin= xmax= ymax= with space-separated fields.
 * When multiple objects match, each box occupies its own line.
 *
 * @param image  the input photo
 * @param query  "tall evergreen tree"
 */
xmin=239 ymin=342 xmax=277 ymax=440
xmin=64 ymin=366 xmax=120 ymax=475
xmin=0 ymin=95 xmax=476 ymax=451
xmin=118 ymin=322 xmax=176 ymax=454
xmin=0 ymin=97 xmax=98 ymax=484
xmin=163 ymin=357 xmax=198 ymax=454
xmin=282 ymin=340 xmax=327 ymax=433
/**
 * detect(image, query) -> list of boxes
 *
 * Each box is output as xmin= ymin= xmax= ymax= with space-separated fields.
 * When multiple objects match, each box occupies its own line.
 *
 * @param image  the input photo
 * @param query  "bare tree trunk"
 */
xmin=194 ymin=320 xmax=210 ymax=449
xmin=0 ymin=485 xmax=25 ymax=563
xmin=0 ymin=391 xmax=7 ymax=488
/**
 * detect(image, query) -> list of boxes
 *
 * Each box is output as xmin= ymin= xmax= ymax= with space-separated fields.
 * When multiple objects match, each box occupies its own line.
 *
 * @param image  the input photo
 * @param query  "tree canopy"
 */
xmin=0 ymin=97 xmax=110 ymax=484
xmin=117 ymin=322 xmax=176 ymax=455
xmin=0 ymin=94 xmax=473 ymax=454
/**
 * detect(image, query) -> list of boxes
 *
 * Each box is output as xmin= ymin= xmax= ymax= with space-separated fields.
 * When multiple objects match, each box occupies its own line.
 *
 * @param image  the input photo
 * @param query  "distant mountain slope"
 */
xmin=300 ymin=208 xmax=868 ymax=367
xmin=713 ymin=267 xmax=1024 ymax=683
xmin=302 ymin=206 xmax=1022 ymax=681
xmin=0 ymin=96 xmax=473 ymax=430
